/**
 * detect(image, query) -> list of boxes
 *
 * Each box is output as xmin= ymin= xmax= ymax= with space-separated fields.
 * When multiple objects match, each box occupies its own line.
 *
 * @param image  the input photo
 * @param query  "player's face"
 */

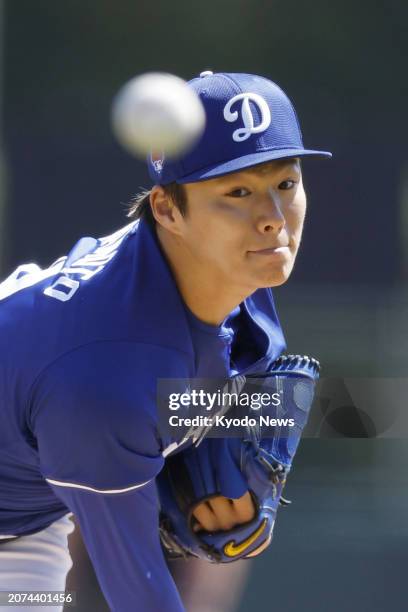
xmin=181 ymin=158 xmax=306 ymax=290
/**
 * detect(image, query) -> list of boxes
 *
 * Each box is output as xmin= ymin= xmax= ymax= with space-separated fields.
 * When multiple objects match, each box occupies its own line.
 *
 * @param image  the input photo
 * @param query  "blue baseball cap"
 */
xmin=148 ymin=71 xmax=332 ymax=185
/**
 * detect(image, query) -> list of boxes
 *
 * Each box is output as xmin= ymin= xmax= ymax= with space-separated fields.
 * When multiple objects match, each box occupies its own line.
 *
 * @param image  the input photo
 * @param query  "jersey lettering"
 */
xmin=0 ymin=222 xmax=136 ymax=304
xmin=45 ymin=222 xmax=136 ymax=300
xmin=0 ymin=260 xmax=65 ymax=302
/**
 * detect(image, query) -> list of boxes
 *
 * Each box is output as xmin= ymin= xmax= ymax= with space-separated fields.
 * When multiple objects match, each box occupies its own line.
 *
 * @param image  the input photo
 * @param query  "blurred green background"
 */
xmin=1 ymin=1 xmax=407 ymax=610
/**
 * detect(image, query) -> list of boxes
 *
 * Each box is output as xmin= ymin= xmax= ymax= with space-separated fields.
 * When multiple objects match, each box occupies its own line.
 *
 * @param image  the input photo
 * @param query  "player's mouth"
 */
xmin=247 ymin=245 xmax=290 ymax=259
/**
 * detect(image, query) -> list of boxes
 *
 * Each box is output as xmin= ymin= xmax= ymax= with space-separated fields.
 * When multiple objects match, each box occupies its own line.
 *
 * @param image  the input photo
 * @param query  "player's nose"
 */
xmin=255 ymin=189 xmax=286 ymax=234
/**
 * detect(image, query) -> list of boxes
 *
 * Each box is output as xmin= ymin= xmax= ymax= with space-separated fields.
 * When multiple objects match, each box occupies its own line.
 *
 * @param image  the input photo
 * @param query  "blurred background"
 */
xmin=1 ymin=0 xmax=407 ymax=610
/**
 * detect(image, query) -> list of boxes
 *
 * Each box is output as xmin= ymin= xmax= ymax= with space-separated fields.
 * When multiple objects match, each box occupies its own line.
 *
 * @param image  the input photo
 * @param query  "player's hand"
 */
xmin=192 ymin=492 xmax=268 ymax=557
xmin=192 ymin=491 xmax=255 ymax=533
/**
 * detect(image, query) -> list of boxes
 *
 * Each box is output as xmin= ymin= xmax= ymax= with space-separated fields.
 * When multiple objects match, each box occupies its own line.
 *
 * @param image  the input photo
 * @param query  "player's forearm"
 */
xmin=49 ymin=482 xmax=184 ymax=612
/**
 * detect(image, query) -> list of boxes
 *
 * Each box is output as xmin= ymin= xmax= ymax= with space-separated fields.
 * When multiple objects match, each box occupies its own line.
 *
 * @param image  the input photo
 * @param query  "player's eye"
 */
xmin=278 ymin=179 xmax=297 ymax=190
xmin=226 ymin=187 xmax=251 ymax=198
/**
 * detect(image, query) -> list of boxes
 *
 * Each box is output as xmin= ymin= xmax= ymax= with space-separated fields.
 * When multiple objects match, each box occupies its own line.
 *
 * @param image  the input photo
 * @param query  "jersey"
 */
xmin=0 ymin=217 xmax=285 ymax=611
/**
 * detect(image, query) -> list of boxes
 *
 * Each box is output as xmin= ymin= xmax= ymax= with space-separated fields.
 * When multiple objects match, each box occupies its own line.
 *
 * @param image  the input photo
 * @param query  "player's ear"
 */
xmin=150 ymin=185 xmax=184 ymax=234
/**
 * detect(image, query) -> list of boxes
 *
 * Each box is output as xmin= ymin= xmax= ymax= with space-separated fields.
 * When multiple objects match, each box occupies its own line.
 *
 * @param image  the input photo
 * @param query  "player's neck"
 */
xmin=156 ymin=226 xmax=251 ymax=326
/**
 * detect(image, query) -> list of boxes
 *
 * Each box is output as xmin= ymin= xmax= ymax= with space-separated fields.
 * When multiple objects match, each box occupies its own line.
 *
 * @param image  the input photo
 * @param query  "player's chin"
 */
xmin=252 ymin=262 xmax=295 ymax=288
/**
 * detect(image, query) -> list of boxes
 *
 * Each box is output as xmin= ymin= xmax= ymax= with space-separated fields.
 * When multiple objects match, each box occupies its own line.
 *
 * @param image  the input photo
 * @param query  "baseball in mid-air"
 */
xmin=111 ymin=72 xmax=206 ymax=158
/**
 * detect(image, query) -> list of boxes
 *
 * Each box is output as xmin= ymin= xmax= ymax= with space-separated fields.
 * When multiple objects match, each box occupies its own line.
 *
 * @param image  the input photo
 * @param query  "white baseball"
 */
xmin=111 ymin=72 xmax=206 ymax=158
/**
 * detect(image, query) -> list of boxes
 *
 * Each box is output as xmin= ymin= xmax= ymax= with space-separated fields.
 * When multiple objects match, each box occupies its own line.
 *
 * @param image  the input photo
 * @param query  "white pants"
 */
xmin=0 ymin=514 xmax=75 ymax=611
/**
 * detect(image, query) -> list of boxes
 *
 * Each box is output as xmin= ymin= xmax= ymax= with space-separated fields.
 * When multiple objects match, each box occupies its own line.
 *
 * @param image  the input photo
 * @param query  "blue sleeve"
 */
xmin=49 ymin=481 xmax=184 ymax=612
xmin=30 ymin=342 xmax=186 ymax=611
xmin=31 ymin=342 xmax=171 ymax=492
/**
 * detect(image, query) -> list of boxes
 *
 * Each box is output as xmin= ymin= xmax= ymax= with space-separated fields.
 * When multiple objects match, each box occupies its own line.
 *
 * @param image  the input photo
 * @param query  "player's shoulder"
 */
xmin=33 ymin=338 xmax=191 ymax=399
xmin=0 ymin=221 xmax=138 ymax=350
xmin=30 ymin=338 xmax=192 ymax=432
xmin=0 ymin=220 xmax=137 ymax=312
xmin=0 ymin=217 xmax=195 ymax=420
xmin=0 ymin=221 xmax=144 ymax=414
xmin=31 ymin=339 xmax=192 ymax=490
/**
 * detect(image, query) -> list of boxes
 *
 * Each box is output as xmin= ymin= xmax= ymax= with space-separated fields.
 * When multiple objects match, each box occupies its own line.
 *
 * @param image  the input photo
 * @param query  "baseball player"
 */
xmin=0 ymin=71 xmax=330 ymax=611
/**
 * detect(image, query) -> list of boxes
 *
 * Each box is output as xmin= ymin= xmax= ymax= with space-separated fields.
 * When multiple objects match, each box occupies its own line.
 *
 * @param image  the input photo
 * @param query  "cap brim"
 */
xmin=176 ymin=148 xmax=332 ymax=184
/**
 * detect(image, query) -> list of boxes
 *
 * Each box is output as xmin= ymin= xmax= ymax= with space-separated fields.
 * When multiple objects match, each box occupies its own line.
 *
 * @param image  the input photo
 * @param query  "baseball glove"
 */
xmin=157 ymin=354 xmax=320 ymax=563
